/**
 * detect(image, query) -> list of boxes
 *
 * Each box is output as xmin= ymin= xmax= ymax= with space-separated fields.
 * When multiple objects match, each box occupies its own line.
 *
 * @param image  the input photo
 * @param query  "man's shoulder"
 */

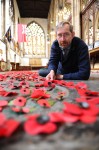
xmin=52 ymin=40 xmax=59 ymax=47
xmin=72 ymin=37 xmax=87 ymax=46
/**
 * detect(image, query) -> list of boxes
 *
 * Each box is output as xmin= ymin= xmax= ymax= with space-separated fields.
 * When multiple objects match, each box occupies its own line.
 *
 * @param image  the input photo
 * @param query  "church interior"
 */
xmin=0 ymin=0 xmax=99 ymax=150
xmin=0 ymin=0 xmax=99 ymax=73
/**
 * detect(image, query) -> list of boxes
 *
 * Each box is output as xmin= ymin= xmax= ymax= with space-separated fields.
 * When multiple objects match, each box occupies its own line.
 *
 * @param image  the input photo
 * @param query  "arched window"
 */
xmin=24 ymin=22 xmax=45 ymax=57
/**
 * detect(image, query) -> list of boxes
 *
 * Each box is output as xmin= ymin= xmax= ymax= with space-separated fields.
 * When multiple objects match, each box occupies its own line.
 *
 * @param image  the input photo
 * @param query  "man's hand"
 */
xmin=46 ymin=70 xmax=56 ymax=80
xmin=56 ymin=74 xmax=63 ymax=80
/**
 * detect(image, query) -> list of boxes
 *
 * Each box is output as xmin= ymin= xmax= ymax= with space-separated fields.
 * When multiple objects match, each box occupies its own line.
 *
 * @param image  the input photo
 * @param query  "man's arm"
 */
xmin=48 ymin=41 xmax=60 ymax=73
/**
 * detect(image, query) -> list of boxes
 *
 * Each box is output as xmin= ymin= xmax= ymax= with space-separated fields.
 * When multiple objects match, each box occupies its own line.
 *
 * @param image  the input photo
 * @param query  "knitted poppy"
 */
xmin=49 ymin=112 xmax=79 ymax=123
xmin=31 ymin=89 xmax=50 ymax=99
xmin=80 ymin=115 xmax=97 ymax=124
xmin=4 ymin=91 xmax=18 ymax=97
xmin=11 ymin=106 xmax=30 ymax=113
xmin=0 ymin=90 xmax=8 ymax=96
xmin=37 ymin=99 xmax=51 ymax=108
xmin=20 ymin=88 xmax=30 ymax=95
xmin=19 ymin=81 xmax=29 ymax=88
xmin=63 ymin=101 xmax=82 ymax=115
xmin=0 ymin=113 xmax=6 ymax=126
xmin=0 ymin=86 xmax=3 ymax=91
xmin=0 ymin=119 xmax=20 ymax=137
xmin=24 ymin=114 xmax=57 ymax=135
xmin=75 ymin=82 xmax=88 ymax=89
xmin=82 ymin=104 xmax=99 ymax=116
xmin=88 ymin=97 xmax=99 ymax=105
xmin=11 ymin=106 xmax=21 ymax=112
xmin=10 ymin=83 xmax=21 ymax=90
xmin=13 ymin=97 xmax=27 ymax=107
xmin=77 ymin=88 xmax=99 ymax=97
xmin=43 ymin=80 xmax=55 ymax=89
xmin=0 ymin=100 xmax=8 ymax=107
xmin=35 ymin=83 xmax=43 ymax=87
xmin=0 ymin=107 xmax=2 ymax=111
xmin=65 ymin=81 xmax=75 ymax=89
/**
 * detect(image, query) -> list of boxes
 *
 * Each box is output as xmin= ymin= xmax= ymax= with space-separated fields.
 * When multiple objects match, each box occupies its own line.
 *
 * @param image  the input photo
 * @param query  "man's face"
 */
xmin=56 ymin=24 xmax=75 ymax=48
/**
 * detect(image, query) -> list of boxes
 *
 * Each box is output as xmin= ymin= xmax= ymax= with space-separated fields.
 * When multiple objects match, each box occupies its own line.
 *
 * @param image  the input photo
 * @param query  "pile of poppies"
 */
xmin=0 ymin=71 xmax=99 ymax=137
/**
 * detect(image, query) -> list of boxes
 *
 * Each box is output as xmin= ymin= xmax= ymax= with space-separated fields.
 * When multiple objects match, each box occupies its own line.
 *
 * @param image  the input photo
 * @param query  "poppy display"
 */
xmin=0 ymin=71 xmax=99 ymax=138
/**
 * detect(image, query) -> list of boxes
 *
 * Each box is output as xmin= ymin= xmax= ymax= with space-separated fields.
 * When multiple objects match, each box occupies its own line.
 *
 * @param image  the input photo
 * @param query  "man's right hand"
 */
xmin=46 ymin=70 xmax=56 ymax=80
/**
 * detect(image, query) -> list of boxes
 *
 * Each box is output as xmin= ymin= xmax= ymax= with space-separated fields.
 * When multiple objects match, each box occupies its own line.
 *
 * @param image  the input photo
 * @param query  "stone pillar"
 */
xmin=71 ymin=0 xmax=81 ymax=38
xmin=1 ymin=0 xmax=5 ymax=38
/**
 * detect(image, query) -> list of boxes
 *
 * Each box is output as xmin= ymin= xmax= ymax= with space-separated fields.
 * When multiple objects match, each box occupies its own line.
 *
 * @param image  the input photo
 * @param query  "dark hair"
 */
xmin=56 ymin=21 xmax=73 ymax=33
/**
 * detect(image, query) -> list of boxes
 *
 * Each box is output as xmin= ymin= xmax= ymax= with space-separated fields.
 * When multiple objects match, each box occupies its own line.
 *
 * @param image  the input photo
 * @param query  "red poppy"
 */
xmin=24 ymin=115 xmax=57 ymax=135
xmin=43 ymin=80 xmax=52 ymax=87
xmin=10 ymin=83 xmax=21 ymax=90
xmin=53 ymin=80 xmax=66 ymax=86
xmin=82 ymin=104 xmax=99 ymax=116
xmin=0 ymin=107 xmax=2 ymax=111
xmin=0 ymin=113 xmax=6 ymax=126
xmin=31 ymin=89 xmax=50 ymax=99
xmin=43 ymin=80 xmax=55 ymax=89
xmin=65 ymin=82 xmax=75 ymax=89
xmin=0 ymin=100 xmax=8 ymax=107
xmin=0 ymin=74 xmax=5 ymax=81
xmin=62 ymin=113 xmax=80 ymax=123
xmin=63 ymin=102 xmax=82 ymax=115
xmin=0 ymin=119 xmax=20 ymax=137
xmin=19 ymin=81 xmax=29 ymax=88
xmin=75 ymin=82 xmax=88 ymax=90
xmin=37 ymin=99 xmax=51 ymax=108
xmin=80 ymin=115 xmax=97 ymax=124
xmin=49 ymin=112 xmax=79 ymax=123
xmin=85 ymin=90 xmax=99 ymax=96
xmin=76 ymin=97 xmax=88 ymax=103
xmin=0 ymin=86 xmax=3 ymax=91
xmin=0 ymin=90 xmax=8 ymax=96
xmin=88 ymin=97 xmax=99 ymax=105
xmin=77 ymin=88 xmax=99 ymax=97
xmin=76 ymin=97 xmax=99 ymax=105
xmin=35 ymin=83 xmax=43 ymax=87
xmin=20 ymin=88 xmax=30 ymax=95
xmin=22 ymin=107 xmax=30 ymax=113
xmin=11 ymin=106 xmax=21 ymax=112
xmin=48 ymin=112 xmax=64 ymax=123
xmin=4 ymin=91 xmax=18 ymax=97
xmin=13 ymin=97 xmax=27 ymax=107
xmin=11 ymin=106 xmax=30 ymax=113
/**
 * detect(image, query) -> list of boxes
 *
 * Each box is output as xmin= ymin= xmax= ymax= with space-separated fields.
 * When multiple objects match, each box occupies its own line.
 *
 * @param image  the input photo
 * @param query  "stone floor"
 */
xmin=0 ymin=70 xmax=99 ymax=150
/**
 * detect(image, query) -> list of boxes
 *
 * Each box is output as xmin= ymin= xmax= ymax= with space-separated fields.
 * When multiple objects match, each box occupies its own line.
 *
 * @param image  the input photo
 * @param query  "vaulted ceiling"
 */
xmin=16 ymin=0 xmax=51 ymax=19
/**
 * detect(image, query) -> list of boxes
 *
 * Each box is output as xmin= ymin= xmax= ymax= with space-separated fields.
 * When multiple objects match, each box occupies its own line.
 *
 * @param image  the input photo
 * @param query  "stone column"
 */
xmin=1 ymin=0 xmax=5 ymax=38
xmin=71 ymin=0 xmax=81 ymax=38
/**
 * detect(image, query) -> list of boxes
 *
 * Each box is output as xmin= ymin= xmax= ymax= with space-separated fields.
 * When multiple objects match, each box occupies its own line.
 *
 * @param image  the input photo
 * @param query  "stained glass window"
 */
xmin=24 ymin=22 xmax=45 ymax=57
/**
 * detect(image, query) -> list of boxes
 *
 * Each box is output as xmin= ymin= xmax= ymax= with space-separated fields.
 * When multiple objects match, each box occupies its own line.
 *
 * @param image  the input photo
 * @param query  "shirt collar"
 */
xmin=59 ymin=44 xmax=71 ymax=51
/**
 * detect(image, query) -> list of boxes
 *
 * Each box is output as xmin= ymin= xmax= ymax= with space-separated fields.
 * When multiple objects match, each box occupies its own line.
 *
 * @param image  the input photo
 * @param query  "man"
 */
xmin=39 ymin=21 xmax=90 ymax=80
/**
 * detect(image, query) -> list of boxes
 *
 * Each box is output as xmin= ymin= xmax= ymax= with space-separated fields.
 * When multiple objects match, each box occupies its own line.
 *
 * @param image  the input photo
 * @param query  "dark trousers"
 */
xmin=38 ymin=68 xmax=50 ymax=77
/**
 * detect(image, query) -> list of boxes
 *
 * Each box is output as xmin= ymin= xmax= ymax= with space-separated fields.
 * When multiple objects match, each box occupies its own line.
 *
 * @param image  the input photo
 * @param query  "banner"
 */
xmin=18 ymin=24 xmax=27 ymax=43
xmin=5 ymin=27 xmax=12 ymax=42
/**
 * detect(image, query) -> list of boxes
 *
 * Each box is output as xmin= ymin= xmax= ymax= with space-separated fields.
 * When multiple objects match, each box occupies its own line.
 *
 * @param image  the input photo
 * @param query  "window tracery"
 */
xmin=24 ymin=22 xmax=45 ymax=57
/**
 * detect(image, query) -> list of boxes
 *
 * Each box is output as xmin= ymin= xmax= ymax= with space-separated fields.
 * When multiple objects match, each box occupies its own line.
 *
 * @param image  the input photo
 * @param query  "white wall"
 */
xmin=20 ymin=57 xmax=29 ymax=66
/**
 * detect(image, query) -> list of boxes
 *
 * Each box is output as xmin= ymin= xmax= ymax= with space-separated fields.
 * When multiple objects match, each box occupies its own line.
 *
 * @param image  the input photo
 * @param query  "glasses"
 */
xmin=57 ymin=33 xmax=71 ymax=38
